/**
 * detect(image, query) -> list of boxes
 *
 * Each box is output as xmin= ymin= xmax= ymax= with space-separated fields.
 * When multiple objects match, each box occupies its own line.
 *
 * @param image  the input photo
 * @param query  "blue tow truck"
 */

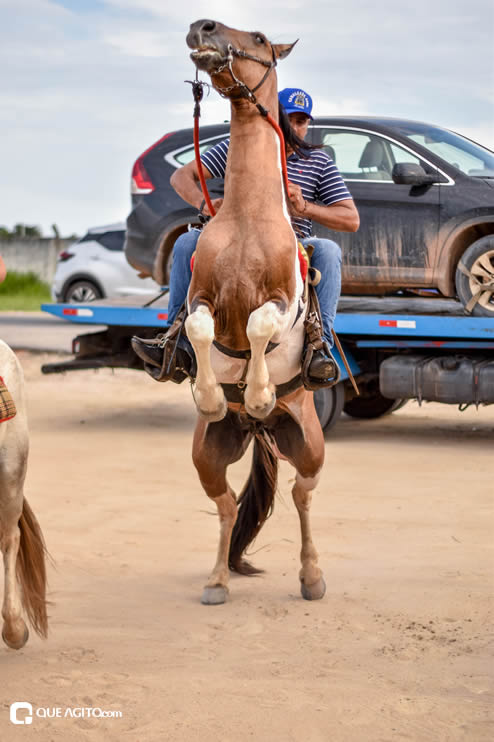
xmin=41 ymin=294 xmax=494 ymax=430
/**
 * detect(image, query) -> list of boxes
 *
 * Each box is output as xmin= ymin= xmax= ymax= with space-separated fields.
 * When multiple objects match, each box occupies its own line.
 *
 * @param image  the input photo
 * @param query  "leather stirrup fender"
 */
xmin=145 ymin=303 xmax=196 ymax=383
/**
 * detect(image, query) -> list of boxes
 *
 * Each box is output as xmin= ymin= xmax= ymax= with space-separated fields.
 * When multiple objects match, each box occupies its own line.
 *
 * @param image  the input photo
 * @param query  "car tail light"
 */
xmin=131 ymin=132 xmax=174 ymax=195
xmin=58 ymin=251 xmax=74 ymax=261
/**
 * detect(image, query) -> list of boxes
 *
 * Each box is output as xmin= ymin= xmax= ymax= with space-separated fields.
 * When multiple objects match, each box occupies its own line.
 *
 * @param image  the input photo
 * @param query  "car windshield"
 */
xmin=395 ymin=122 xmax=494 ymax=177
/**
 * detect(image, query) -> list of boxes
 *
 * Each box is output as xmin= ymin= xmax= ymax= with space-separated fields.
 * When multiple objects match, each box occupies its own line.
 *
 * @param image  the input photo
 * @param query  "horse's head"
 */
xmin=186 ymin=19 xmax=296 ymax=101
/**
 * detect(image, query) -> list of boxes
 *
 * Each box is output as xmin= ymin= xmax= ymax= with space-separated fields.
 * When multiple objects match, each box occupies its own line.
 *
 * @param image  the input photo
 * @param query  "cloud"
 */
xmin=0 ymin=0 xmax=492 ymax=235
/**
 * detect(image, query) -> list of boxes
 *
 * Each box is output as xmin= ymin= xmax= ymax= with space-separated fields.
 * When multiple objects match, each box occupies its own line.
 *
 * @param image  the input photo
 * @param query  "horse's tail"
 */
xmin=229 ymin=432 xmax=278 ymax=575
xmin=16 ymin=498 xmax=48 ymax=638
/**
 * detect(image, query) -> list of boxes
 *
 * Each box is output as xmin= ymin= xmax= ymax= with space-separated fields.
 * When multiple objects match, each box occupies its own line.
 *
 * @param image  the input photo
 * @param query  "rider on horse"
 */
xmin=133 ymin=88 xmax=359 ymax=386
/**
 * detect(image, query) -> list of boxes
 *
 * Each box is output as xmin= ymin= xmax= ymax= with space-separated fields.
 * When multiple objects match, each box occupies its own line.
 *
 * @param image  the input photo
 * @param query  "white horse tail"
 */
xmin=17 ymin=498 xmax=49 ymax=638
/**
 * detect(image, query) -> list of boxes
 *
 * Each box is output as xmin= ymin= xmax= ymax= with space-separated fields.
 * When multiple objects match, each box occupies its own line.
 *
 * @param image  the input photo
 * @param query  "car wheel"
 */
xmin=314 ymin=382 xmax=345 ymax=431
xmin=63 ymin=280 xmax=103 ymax=303
xmin=455 ymin=236 xmax=494 ymax=317
xmin=344 ymin=393 xmax=407 ymax=419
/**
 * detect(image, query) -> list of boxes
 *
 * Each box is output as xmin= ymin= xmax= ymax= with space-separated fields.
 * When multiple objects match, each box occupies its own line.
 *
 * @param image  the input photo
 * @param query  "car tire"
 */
xmin=344 ymin=393 xmax=407 ymax=419
xmin=314 ymin=382 xmax=345 ymax=431
xmin=455 ymin=236 xmax=494 ymax=317
xmin=63 ymin=280 xmax=103 ymax=303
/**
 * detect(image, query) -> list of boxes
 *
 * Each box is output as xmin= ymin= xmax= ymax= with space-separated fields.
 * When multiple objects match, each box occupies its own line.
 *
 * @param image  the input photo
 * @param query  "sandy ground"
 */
xmin=1 ymin=351 xmax=493 ymax=741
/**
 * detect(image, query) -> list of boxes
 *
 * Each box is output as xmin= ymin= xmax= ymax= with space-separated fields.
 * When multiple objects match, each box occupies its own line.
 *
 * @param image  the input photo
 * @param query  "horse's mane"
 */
xmin=278 ymin=103 xmax=324 ymax=159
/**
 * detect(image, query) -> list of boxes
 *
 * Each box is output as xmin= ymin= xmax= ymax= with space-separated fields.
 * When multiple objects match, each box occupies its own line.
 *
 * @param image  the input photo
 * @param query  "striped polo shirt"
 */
xmin=201 ymin=138 xmax=352 ymax=238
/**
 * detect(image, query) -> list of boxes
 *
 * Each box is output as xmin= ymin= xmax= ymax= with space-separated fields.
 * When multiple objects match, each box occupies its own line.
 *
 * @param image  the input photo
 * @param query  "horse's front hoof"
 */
xmin=2 ymin=621 xmax=29 ymax=650
xmin=245 ymin=392 xmax=276 ymax=420
xmin=300 ymin=576 xmax=326 ymax=601
xmin=201 ymin=585 xmax=228 ymax=605
xmin=199 ymin=397 xmax=228 ymax=423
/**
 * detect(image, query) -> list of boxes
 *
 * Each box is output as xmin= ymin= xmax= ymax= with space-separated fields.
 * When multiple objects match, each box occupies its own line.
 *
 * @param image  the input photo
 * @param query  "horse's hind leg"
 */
xmin=292 ymin=474 xmax=326 ymax=601
xmin=273 ymin=394 xmax=326 ymax=600
xmin=192 ymin=414 xmax=250 ymax=605
xmin=1 ymin=488 xmax=29 ymax=649
xmin=186 ymin=305 xmax=227 ymax=422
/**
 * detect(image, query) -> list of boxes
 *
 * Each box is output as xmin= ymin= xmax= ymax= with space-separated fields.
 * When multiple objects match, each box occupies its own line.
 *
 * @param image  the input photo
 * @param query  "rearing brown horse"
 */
xmin=185 ymin=19 xmax=325 ymax=605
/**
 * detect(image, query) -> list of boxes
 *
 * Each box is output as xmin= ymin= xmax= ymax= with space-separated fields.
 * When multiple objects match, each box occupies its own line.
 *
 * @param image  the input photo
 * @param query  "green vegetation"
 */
xmin=0 ymin=223 xmax=78 ymax=241
xmin=0 ymin=224 xmax=43 ymax=240
xmin=0 ymin=271 xmax=51 ymax=311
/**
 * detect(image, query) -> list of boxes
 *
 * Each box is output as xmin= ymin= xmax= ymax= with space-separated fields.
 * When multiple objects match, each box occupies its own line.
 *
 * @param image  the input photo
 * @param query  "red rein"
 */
xmin=265 ymin=112 xmax=291 ymax=195
xmin=193 ymin=110 xmax=290 ymax=218
xmin=194 ymin=115 xmax=217 ymax=217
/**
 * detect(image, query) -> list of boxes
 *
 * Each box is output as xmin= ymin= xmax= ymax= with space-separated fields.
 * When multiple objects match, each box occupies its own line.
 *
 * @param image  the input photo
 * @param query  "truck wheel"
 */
xmin=344 ymin=393 xmax=407 ymax=419
xmin=314 ymin=382 xmax=345 ymax=431
xmin=455 ymin=236 xmax=494 ymax=317
xmin=63 ymin=280 xmax=103 ymax=303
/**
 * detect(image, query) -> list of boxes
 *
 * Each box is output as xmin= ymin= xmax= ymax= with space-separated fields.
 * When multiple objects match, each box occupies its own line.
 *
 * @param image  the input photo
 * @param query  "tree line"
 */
xmin=0 ymin=224 xmax=77 ymax=241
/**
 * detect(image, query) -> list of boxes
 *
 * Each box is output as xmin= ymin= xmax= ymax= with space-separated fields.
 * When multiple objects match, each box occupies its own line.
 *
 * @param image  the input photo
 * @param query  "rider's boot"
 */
xmin=132 ymin=308 xmax=196 ymax=383
xmin=302 ymin=308 xmax=340 ymax=391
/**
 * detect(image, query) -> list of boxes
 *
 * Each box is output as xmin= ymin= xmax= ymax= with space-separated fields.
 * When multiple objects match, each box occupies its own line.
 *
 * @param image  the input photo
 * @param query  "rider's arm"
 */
xmin=170 ymin=160 xmax=215 ymax=211
xmin=305 ymin=198 xmax=360 ymax=233
xmin=287 ymin=183 xmax=359 ymax=233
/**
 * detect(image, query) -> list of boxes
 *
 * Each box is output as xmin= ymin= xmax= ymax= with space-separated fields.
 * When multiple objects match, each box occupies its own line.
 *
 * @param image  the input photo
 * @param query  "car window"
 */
xmin=388 ymin=142 xmax=421 ymax=168
xmin=318 ymin=130 xmax=394 ymax=181
xmin=397 ymin=125 xmax=494 ymax=177
xmin=95 ymin=231 xmax=125 ymax=251
xmin=173 ymin=137 xmax=225 ymax=166
xmin=411 ymin=137 xmax=486 ymax=174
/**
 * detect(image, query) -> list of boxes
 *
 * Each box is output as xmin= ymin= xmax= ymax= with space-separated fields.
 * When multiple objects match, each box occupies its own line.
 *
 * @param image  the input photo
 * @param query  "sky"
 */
xmin=1 ymin=0 xmax=493 ymax=237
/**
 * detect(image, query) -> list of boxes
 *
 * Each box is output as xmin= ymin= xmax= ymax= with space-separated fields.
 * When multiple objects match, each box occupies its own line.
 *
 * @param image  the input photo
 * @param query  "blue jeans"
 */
xmin=166 ymin=229 xmax=341 ymax=348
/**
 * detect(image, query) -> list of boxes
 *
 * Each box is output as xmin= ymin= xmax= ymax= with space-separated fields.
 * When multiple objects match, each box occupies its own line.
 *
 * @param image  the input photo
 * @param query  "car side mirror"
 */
xmin=392 ymin=162 xmax=439 ymax=186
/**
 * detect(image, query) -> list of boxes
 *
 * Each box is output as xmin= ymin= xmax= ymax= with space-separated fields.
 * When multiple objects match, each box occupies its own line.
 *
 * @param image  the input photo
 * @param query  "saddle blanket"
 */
xmin=0 ymin=376 xmax=17 ymax=423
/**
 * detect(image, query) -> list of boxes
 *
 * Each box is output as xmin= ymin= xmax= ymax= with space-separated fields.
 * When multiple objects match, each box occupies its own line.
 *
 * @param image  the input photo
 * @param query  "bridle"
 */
xmin=186 ymin=41 xmax=360 ymax=396
xmin=211 ymin=42 xmax=277 ymax=102
xmin=188 ymin=40 xmax=289 ymax=218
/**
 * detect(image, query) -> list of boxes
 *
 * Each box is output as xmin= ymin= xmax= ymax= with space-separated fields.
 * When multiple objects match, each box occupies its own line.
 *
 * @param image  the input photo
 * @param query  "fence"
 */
xmin=0 ymin=238 xmax=74 ymax=283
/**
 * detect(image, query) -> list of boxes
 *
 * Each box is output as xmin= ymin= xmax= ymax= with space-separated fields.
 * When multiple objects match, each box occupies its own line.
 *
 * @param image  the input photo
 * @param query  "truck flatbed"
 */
xmin=41 ymin=295 xmax=494 ymax=342
xmin=40 ymin=294 xmax=494 ymax=431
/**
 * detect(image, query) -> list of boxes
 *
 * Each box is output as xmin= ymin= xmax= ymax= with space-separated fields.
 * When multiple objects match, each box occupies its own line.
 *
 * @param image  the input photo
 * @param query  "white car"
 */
xmin=52 ymin=223 xmax=160 ymax=302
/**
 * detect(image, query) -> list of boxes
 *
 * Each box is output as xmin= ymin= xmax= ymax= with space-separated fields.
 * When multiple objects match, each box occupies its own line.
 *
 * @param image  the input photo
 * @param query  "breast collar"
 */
xmin=212 ymin=298 xmax=305 ymax=359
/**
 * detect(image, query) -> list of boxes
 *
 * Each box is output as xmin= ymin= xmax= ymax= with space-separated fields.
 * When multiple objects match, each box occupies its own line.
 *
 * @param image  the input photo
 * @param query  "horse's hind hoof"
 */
xmin=2 ymin=622 xmax=29 ymax=650
xmin=201 ymin=586 xmax=228 ymax=605
xmin=300 ymin=576 xmax=326 ymax=601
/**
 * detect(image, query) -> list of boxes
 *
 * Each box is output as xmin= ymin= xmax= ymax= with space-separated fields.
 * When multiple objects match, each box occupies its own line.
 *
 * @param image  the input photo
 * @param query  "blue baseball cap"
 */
xmin=278 ymin=88 xmax=313 ymax=119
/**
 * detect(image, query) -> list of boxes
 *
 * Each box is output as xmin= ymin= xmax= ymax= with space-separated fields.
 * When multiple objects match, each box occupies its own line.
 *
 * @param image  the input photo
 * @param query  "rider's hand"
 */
xmin=202 ymin=198 xmax=224 ymax=217
xmin=287 ymin=182 xmax=307 ymax=217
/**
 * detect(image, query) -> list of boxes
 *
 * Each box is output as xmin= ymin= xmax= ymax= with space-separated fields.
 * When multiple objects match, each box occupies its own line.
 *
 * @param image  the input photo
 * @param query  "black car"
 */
xmin=125 ymin=117 xmax=494 ymax=316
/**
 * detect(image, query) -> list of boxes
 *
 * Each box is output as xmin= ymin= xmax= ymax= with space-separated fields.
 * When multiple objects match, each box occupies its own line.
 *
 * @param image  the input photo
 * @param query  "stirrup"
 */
xmin=301 ymin=342 xmax=341 ymax=391
xmin=132 ymin=302 xmax=196 ymax=383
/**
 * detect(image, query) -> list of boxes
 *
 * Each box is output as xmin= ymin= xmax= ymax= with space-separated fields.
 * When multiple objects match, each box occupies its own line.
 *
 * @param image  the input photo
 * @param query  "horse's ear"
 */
xmin=273 ymin=40 xmax=298 ymax=60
